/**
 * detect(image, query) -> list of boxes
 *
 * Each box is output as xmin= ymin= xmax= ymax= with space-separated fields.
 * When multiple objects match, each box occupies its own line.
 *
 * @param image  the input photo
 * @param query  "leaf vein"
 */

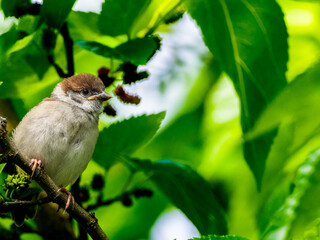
xmin=218 ymin=0 xmax=250 ymax=127
xmin=240 ymin=0 xmax=284 ymax=81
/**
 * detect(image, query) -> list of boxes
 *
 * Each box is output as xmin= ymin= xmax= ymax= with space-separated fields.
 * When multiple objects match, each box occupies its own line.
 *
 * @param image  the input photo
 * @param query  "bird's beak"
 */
xmin=88 ymin=92 xmax=112 ymax=101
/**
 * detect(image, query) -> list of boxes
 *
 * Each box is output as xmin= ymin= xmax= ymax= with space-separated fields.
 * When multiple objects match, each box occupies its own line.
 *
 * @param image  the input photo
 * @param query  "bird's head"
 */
xmin=51 ymin=73 xmax=112 ymax=114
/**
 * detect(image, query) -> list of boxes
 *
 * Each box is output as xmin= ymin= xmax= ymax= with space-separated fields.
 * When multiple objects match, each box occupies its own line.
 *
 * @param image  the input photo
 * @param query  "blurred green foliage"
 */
xmin=77 ymin=36 xmax=160 ymax=65
xmin=0 ymin=0 xmax=320 ymax=240
xmin=189 ymin=236 xmax=248 ymax=240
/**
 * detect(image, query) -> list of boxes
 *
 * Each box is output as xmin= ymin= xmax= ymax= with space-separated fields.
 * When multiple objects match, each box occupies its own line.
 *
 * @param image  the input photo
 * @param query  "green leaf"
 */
xmin=185 ymin=0 xmax=288 ymax=187
xmin=256 ymin=61 xmax=320 ymax=205
xmin=129 ymin=158 xmax=228 ymax=235
xmin=1 ymin=0 xmax=32 ymax=18
xmin=67 ymin=11 xmax=102 ymax=41
xmin=76 ymin=36 xmax=160 ymax=65
xmin=98 ymin=0 xmax=151 ymax=36
xmin=40 ymin=0 xmax=76 ymax=29
xmin=189 ymin=235 xmax=248 ymax=240
xmin=247 ymin=61 xmax=320 ymax=195
xmin=248 ymin=60 xmax=320 ymax=139
xmin=11 ymin=30 xmax=49 ymax=79
xmin=0 ymin=163 xmax=5 ymax=174
xmin=260 ymin=148 xmax=320 ymax=239
xmin=137 ymin=105 xmax=204 ymax=166
xmin=93 ymin=112 xmax=166 ymax=168
xmin=0 ymin=26 xmax=20 ymax=56
xmin=5 ymin=33 xmax=34 ymax=56
xmin=287 ymin=148 xmax=320 ymax=239
xmin=258 ymin=178 xmax=292 ymax=238
xmin=17 ymin=15 xmax=41 ymax=35
xmin=0 ymin=30 xmax=53 ymax=98
xmin=115 ymin=36 xmax=160 ymax=65
xmin=76 ymin=40 xmax=124 ymax=61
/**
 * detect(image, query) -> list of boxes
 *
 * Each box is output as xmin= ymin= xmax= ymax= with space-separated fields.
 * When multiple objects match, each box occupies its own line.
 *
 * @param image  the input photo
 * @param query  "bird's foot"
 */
xmin=29 ymin=159 xmax=42 ymax=179
xmin=58 ymin=187 xmax=75 ymax=213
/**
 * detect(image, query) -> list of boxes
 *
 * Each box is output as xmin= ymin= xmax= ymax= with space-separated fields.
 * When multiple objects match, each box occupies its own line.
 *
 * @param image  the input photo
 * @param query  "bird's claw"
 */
xmin=58 ymin=187 xmax=75 ymax=213
xmin=29 ymin=159 xmax=42 ymax=179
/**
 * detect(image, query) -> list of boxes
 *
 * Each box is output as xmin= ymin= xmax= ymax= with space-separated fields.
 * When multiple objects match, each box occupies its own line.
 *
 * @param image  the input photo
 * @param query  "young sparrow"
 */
xmin=12 ymin=73 xmax=111 ymax=211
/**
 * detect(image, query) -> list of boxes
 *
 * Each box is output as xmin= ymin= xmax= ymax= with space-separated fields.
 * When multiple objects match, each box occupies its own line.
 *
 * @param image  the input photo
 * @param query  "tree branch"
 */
xmin=0 ymin=117 xmax=109 ymax=240
xmin=86 ymin=187 xmax=153 ymax=212
xmin=47 ymin=22 xmax=74 ymax=78
xmin=72 ymin=177 xmax=88 ymax=240
xmin=47 ymin=54 xmax=69 ymax=78
xmin=60 ymin=22 xmax=74 ymax=77
xmin=0 ymin=197 xmax=51 ymax=213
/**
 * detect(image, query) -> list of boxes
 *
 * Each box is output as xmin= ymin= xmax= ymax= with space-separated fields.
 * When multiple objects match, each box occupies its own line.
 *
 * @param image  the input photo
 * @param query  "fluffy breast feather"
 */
xmin=13 ymin=99 xmax=99 ymax=186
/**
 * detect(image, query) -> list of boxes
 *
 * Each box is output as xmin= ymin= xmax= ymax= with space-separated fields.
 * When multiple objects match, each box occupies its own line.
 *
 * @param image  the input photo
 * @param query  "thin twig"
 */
xmin=60 ymin=22 xmax=75 ymax=77
xmin=47 ymin=22 xmax=74 ymax=78
xmin=72 ymin=177 xmax=88 ymax=240
xmin=86 ymin=187 xmax=152 ymax=212
xmin=0 ymin=197 xmax=51 ymax=213
xmin=47 ymin=54 xmax=69 ymax=78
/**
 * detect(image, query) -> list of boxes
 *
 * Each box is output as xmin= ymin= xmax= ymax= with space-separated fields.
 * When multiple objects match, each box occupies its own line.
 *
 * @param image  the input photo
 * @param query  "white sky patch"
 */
xmin=0 ymin=11 xmax=18 ymax=34
xmin=150 ymin=209 xmax=200 ymax=240
xmin=73 ymin=0 xmax=104 ymax=13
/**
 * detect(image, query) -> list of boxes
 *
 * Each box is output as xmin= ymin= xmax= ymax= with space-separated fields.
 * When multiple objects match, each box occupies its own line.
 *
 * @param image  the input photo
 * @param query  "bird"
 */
xmin=12 ymin=73 xmax=112 ymax=215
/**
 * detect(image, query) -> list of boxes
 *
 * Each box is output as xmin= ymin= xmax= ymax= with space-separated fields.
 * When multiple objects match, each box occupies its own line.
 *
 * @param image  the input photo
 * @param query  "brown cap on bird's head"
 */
xmin=60 ymin=73 xmax=106 ymax=93
xmin=59 ymin=73 xmax=112 ymax=101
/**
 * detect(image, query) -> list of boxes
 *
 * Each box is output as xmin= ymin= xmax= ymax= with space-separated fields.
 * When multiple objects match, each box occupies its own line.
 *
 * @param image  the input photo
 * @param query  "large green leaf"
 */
xmin=251 ymin=61 xmax=320 ymax=218
xmin=287 ymin=148 xmax=320 ymax=239
xmin=248 ymin=60 xmax=320 ymax=139
xmin=0 ymin=26 xmax=20 ymax=56
xmin=16 ymin=15 xmax=41 ymax=35
xmin=76 ymin=41 xmax=124 ymax=62
xmin=0 ymin=30 xmax=55 ymax=98
xmin=40 ymin=0 xmax=76 ymax=29
xmin=98 ymin=0 xmax=151 ymax=37
xmin=93 ymin=112 xmax=165 ymax=169
xmin=76 ymin=36 xmax=160 ymax=65
xmin=0 ymin=163 xmax=5 ymax=174
xmin=115 ymin=36 xmax=160 ymax=65
xmin=259 ymin=148 xmax=320 ymax=239
xmin=185 ymin=0 xmax=288 ymax=187
xmin=190 ymin=235 xmax=248 ymax=240
xmin=136 ymin=105 xmax=204 ymax=166
xmin=129 ymin=158 xmax=228 ymax=235
xmin=7 ymin=29 xmax=49 ymax=72
xmin=247 ymin=61 xmax=320 ymax=195
xmin=1 ymin=0 xmax=32 ymax=18
xmin=67 ymin=11 xmax=103 ymax=41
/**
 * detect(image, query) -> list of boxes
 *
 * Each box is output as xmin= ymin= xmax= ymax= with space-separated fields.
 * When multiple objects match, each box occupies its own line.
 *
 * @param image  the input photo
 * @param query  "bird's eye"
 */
xmin=81 ymin=88 xmax=89 ymax=96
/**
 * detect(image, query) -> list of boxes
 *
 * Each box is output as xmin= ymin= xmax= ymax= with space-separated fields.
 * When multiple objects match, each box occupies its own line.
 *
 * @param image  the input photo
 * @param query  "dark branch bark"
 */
xmin=47 ymin=54 xmax=69 ymax=78
xmin=0 ymin=197 xmax=51 ymax=213
xmin=47 ymin=22 xmax=74 ymax=78
xmin=0 ymin=117 xmax=109 ymax=240
xmin=72 ymin=177 xmax=88 ymax=240
xmin=86 ymin=187 xmax=153 ymax=211
xmin=60 ymin=22 xmax=75 ymax=77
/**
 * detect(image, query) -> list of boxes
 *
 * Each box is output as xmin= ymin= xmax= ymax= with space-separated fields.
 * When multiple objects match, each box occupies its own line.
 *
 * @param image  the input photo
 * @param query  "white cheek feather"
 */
xmin=51 ymin=84 xmax=71 ymax=103
xmin=52 ymin=84 xmax=102 ymax=115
